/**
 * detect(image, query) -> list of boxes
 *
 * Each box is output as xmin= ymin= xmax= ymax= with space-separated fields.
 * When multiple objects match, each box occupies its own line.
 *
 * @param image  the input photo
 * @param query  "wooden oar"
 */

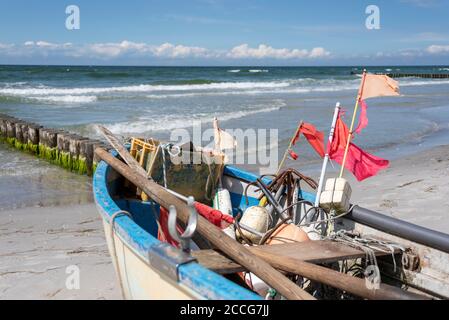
xmin=97 ymin=125 xmax=148 ymax=177
xmin=95 ymin=130 xmax=314 ymax=300
xmin=95 ymin=148 xmax=314 ymax=300
xmin=97 ymin=126 xmax=213 ymax=250
xmin=250 ymin=246 xmax=428 ymax=300
xmin=98 ymin=126 xmax=204 ymax=202
xmin=193 ymin=243 xmax=427 ymax=300
xmin=97 ymin=126 xmax=427 ymax=300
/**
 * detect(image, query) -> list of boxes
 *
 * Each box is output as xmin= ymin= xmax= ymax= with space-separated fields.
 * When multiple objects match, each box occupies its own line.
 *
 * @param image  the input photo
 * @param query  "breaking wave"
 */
xmin=102 ymin=104 xmax=284 ymax=134
xmin=249 ymin=69 xmax=269 ymax=73
xmin=0 ymin=81 xmax=290 ymax=96
xmin=400 ymin=79 xmax=449 ymax=87
xmin=28 ymin=95 xmax=98 ymax=104
xmin=85 ymin=78 xmax=449 ymax=100
xmin=1 ymin=77 xmax=448 ymax=104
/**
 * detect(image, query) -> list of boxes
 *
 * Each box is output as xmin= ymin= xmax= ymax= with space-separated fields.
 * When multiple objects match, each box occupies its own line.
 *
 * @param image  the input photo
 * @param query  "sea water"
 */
xmin=1 ymin=65 xmax=449 ymax=189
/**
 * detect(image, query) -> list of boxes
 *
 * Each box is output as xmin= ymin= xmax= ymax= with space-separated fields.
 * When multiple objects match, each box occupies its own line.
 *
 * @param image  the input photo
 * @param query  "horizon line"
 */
xmin=1 ymin=63 xmax=448 ymax=68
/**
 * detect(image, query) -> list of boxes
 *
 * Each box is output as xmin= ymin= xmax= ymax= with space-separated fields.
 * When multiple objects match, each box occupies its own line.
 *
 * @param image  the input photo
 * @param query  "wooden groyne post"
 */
xmin=0 ymin=113 xmax=108 ymax=176
xmin=350 ymin=71 xmax=449 ymax=79
xmin=384 ymin=73 xmax=449 ymax=79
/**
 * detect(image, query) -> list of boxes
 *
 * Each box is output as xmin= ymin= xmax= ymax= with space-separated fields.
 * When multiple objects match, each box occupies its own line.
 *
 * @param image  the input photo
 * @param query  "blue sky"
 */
xmin=0 ymin=0 xmax=448 ymax=65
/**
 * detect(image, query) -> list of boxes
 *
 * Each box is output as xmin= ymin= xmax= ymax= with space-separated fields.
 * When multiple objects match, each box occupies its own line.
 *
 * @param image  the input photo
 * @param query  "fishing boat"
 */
xmin=93 ymin=134 xmax=449 ymax=300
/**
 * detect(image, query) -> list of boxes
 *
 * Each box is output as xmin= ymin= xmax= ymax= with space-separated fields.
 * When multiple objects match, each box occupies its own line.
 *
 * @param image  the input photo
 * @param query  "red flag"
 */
xmin=329 ymin=113 xmax=389 ymax=181
xmin=327 ymin=113 xmax=347 ymax=156
xmin=158 ymin=207 xmax=181 ymax=247
xmin=299 ymin=122 xmax=325 ymax=158
xmin=355 ymin=99 xmax=368 ymax=134
xmin=288 ymin=149 xmax=299 ymax=160
xmin=292 ymin=125 xmax=302 ymax=145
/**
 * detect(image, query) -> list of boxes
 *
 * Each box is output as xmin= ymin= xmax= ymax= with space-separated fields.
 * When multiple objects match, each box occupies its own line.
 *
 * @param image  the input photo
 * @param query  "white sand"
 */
xmin=351 ymin=145 xmax=449 ymax=234
xmin=0 ymin=204 xmax=120 ymax=300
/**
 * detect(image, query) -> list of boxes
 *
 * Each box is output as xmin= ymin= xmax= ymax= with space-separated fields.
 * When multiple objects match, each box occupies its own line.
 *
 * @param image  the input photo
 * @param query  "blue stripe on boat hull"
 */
xmin=224 ymin=165 xmax=316 ymax=204
xmin=93 ymin=155 xmax=260 ymax=300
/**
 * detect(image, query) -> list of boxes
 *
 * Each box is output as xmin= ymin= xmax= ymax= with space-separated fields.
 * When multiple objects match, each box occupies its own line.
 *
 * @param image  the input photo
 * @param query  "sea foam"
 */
xmin=0 ymin=81 xmax=290 ymax=96
xmin=103 ymin=104 xmax=284 ymax=134
xmin=29 ymin=95 xmax=98 ymax=104
xmin=1 ymin=77 xmax=448 ymax=104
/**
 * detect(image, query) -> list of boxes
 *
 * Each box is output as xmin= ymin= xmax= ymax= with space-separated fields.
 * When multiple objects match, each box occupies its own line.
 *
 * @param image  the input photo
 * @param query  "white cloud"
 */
xmin=227 ymin=44 xmax=329 ymax=59
xmin=427 ymin=44 xmax=449 ymax=54
xmin=72 ymin=41 xmax=213 ymax=59
xmin=151 ymin=43 xmax=213 ymax=58
xmin=87 ymin=41 xmax=143 ymax=58
xmin=22 ymin=41 xmax=73 ymax=51
xmin=309 ymin=47 xmax=330 ymax=58
xmin=35 ymin=41 xmax=57 ymax=48
xmin=0 ymin=43 xmax=15 ymax=52
xmin=0 ymin=40 xmax=330 ymax=61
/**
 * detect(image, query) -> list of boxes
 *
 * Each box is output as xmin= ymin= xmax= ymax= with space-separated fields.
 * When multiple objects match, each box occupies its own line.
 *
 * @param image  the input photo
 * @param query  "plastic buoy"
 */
xmin=237 ymin=206 xmax=269 ymax=244
xmin=266 ymin=224 xmax=310 ymax=245
xmin=213 ymin=186 xmax=236 ymax=238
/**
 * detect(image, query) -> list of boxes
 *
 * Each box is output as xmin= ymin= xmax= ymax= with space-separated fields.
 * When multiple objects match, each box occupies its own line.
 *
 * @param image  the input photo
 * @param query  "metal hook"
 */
xmin=168 ymin=196 xmax=198 ymax=253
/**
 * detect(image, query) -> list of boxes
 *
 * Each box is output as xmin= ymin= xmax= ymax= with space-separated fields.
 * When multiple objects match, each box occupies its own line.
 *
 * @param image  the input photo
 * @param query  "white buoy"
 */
xmin=319 ymin=178 xmax=352 ymax=214
xmin=237 ymin=206 xmax=269 ymax=244
xmin=213 ymin=185 xmax=235 ymax=239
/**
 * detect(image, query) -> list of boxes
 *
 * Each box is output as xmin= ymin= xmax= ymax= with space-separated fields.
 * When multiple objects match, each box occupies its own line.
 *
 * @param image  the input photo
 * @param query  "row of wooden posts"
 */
xmin=0 ymin=113 xmax=109 ymax=176
xmin=381 ymin=73 xmax=449 ymax=79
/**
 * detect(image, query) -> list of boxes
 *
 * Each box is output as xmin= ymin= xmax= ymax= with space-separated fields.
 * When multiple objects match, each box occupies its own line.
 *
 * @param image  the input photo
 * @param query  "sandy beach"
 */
xmin=0 ymin=143 xmax=120 ymax=299
xmin=0 ymin=203 xmax=120 ymax=300
xmin=1 ymin=139 xmax=448 ymax=299
xmin=351 ymin=144 xmax=449 ymax=234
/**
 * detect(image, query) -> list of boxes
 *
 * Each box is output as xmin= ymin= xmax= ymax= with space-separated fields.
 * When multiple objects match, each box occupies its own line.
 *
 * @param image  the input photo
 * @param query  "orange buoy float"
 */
xmin=266 ymin=223 xmax=310 ymax=245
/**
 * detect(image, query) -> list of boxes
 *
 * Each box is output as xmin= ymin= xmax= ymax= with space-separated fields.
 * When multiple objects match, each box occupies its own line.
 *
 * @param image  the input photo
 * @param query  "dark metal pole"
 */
xmin=349 ymin=206 xmax=449 ymax=254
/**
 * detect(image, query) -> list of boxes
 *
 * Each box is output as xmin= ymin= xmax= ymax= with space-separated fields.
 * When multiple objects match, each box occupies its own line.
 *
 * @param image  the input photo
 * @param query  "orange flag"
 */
xmin=361 ymin=74 xmax=400 ymax=100
xmin=355 ymin=99 xmax=368 ymax=134
xmin=355 ymin=74 xmax=400 ymax=135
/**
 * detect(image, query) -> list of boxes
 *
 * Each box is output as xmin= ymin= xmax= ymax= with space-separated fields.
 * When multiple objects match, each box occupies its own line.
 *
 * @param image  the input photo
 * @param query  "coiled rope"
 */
xmin=326 ymin=229 xmax=406 ymax=280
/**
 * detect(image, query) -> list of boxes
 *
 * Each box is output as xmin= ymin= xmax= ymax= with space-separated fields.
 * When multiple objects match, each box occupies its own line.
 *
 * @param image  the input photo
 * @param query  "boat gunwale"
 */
xmin=223 ymin=165 xmax=316 ymax=204
xmin=93 ymin=151 xmax=261 ymax=300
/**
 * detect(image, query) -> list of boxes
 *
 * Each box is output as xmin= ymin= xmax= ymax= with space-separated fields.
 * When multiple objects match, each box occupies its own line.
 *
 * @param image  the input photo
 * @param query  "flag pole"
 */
xmin=338 ymin=69 xmax=367 ymax=178
xmin=277 ymin=120 xmax=303 ymax=174
xmin=259 ymin=120 xmax=303 ymax=207
xmin=213 ymin=117 xmax=220 ymax=152
xmin=314 ymin=102 xmax=341 ymax=207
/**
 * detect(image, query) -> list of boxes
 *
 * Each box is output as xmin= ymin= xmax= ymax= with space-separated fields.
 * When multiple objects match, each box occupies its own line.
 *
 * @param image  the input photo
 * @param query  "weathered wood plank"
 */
xmin=193 ymin=240 xmax=400 ymax=274
xmin=192 ymin=249 xmax=245 ymax=274
xmin=96 ymin=144 xmax=425 ymax=300
xmin=95 ymin=138 xmax=315 ymax=300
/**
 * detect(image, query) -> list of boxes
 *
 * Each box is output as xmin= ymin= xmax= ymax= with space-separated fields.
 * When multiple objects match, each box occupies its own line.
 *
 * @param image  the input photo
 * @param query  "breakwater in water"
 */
xmin=0 ymin=113 xmax=109 ymax=176
xmin=381 ymin=73 xmax=449 ymax=79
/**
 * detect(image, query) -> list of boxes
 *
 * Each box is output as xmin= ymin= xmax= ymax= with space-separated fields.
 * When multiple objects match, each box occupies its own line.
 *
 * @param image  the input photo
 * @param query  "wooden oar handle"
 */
xmin=95 ymin=147 xmax=315 ymax=300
